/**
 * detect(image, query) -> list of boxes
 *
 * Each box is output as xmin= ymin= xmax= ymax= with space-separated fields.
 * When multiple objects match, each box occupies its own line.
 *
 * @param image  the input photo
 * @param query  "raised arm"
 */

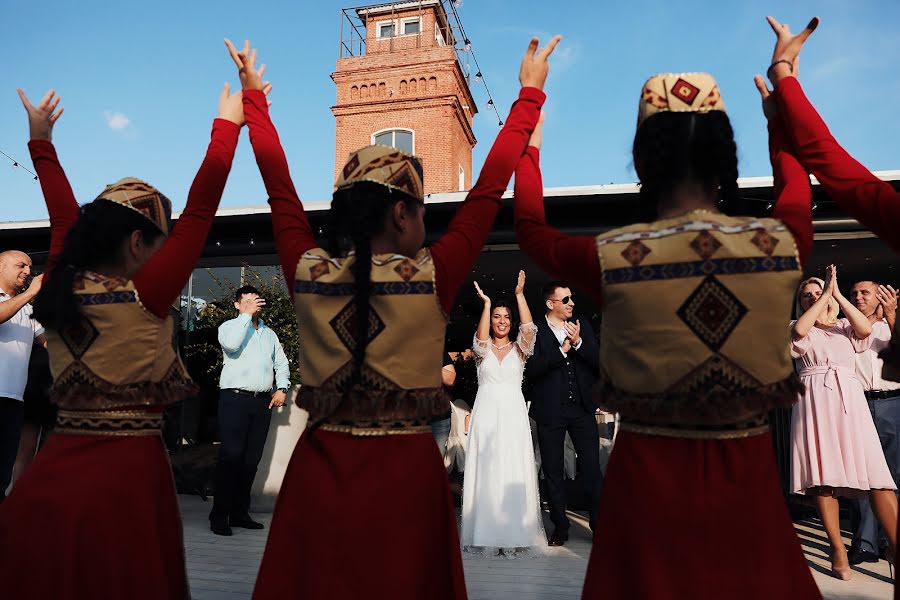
xmin=513 ymin=270 xmax=538 ymax=358
xmin=831 ymin=268 xmax=871 ymax=338
xmin=753 ymin=76 xmax=813 ymax=266
xmin=513 ymin=117 xmax=604 ymax=306
xmin=227 ymin=39 xmax=317 ymax=288
xmin=765 ymin=16 xmax=900 ymax=253
xmin=473 ymin=281 xmax=492 ymax=343
xmin=430 ymin=36 xmax=559 ymax=314
xmin=132 ymin=83 xmax=245 ymax=318
xmin=793 ymin=267 xmax=834 ymax=339
xmin=19 ymin=89 xmax=80 ymax=276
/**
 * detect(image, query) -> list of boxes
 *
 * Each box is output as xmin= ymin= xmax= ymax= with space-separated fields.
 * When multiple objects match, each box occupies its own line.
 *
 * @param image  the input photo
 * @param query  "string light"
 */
xmin=0 ymin=149 xmax=38 ymax=181
xmin=447 ymin=1 xmax=504 ymax=127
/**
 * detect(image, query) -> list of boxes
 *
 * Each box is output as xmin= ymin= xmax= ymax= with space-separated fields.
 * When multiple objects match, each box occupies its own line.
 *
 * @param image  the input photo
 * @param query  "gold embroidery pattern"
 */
xmin=55 ymin=409 xmax=163 ymax=437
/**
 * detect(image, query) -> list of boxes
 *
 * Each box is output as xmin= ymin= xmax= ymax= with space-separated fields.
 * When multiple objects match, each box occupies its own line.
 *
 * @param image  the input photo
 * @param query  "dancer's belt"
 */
xmin=318 ymin=420 xmax=432 ymax=437
xmin=55 ymin=409 xmax=164 ymax=437
xmin=798 ymin=365 xmax=857 ymax=413
xmin=619 ymin=415 xmax=769 ymax=440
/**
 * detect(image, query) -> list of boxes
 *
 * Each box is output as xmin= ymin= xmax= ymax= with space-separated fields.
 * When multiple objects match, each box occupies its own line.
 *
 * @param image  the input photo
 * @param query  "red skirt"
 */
xmin=581 ymin=430 xmax=821 ymax=600
xmin=0 ymin=433 xmax=189 ymax=600
xmin=253 ymin=430 xmax=467 ymax=600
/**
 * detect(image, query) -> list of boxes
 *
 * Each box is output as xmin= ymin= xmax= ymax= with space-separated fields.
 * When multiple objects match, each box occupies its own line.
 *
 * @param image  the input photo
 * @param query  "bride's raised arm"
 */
xmin=514 ymin=270 xmax=538 ymax=357
xmin=472 ymin=281 xmax=492 ymax=358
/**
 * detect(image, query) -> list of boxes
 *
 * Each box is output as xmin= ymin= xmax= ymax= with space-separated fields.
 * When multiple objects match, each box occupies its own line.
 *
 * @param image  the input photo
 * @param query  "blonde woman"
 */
xmin=791 ymin=264 xmax=898 ymax=579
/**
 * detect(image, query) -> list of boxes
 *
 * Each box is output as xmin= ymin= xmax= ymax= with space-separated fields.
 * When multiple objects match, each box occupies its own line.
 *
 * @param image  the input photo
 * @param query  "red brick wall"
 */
xmin=332 ymin=3 xmax=476 ymax=195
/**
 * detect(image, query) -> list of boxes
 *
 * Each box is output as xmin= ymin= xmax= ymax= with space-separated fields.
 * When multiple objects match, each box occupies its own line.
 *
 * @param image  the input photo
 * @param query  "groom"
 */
xmin=527 ymin=281 xmax=603 ymax=546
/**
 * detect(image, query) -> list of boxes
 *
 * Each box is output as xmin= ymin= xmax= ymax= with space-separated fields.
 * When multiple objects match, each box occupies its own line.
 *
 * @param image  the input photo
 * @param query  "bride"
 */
xmin=461 ymin=270 xmax=547 ymax=555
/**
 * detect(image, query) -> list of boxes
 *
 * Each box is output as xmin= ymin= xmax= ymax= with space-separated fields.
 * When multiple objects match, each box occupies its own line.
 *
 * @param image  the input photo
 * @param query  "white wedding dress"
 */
xmin=461 ymin=322 xmax=547 ymax=554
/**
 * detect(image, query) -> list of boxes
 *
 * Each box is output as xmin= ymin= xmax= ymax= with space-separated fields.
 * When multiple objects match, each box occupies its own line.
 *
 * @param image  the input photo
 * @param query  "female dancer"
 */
xmin=791 ymin=267 xmax=897 ymax=579
xmin=0 ymin=75 xmax=255 ymax=598
xmin=513 ymin=37 xmax=821 ymax=600
xmin=462 ymin=271 xmax=546 ymax=555
xmin=223 ymin=35 xmax=558 ymax=599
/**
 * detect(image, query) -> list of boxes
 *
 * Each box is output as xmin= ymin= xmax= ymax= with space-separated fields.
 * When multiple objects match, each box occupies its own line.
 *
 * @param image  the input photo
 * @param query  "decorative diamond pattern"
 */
xmin=329 ymin=301 xmax=386 ymax=353
xmin=689 ymin=231 xmax=722 ymax=260
xmin=309 ymin=260 xmax=331 ymax=282
xmin=751 ymin=228 xmax=780 ymax=256
xmin=393 ymin=260 xmax=420 ymax=282
xmin=621 ymin=240 xmax=652 ymax=266
xmin=671 ymin=78 xmax=701 ymax=106
xmin=676 ymin=275 xmax=747 ymax=351
xmin=59 ymin=316 xmax=100 ymax=359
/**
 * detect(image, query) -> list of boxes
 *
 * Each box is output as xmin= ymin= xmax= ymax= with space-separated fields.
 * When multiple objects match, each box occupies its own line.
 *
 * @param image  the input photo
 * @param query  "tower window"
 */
xmin=401 ymin=17 xmax=421 ymax=35
xmin=376 ymin=21 xmax=395 ymax=38
xmin=373 ymin=129 xmax=414 ymax=155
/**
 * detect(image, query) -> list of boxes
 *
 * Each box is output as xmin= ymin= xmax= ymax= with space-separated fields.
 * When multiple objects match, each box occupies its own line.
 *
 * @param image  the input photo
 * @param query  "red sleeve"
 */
xmin=243 ymin=89 xmax=316 ymax=289
xmin=767 ymin=112 xmax=813 ymax=266
xmin=132 ymin=119 xmax=240 ymax=318
xmin=513 ymin=146 xmax=604 ymax=307
xmin=430 ymin=87 xmax=545 ymax=314
xmin=776 ymin=76 xmax=900 ymax=253
xmin=28 ymin=140 xmax=81 ymax=277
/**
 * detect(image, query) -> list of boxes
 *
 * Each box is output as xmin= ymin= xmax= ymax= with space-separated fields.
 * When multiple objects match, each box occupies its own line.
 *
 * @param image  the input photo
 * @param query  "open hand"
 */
xmin=564 ymin=319 xmax=581 ymax=347
xmin=473 ymin=281 xmax=490 ymax=305
xmin=23 ymin=273 xmax=43 ymax=298
xmin=877 ymin=285 xmax=898 ymax=318
xmin=225 ymin=38 xmax=269 ymax=92
xmin=519 ymin=35 xmax=562 ymax=91
xmin=514 ymin=270 xmax=526 ymax=295
xmin=17 ymin=89 xmax=63 ymax=142
xmin=766 ymin=16 xmax=819 ymax=85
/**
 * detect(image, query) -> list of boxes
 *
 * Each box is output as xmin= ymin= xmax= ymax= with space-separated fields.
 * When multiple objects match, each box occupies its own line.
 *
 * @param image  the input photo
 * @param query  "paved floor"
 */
xmin=181 ymin=495 xmax=893 ymax=599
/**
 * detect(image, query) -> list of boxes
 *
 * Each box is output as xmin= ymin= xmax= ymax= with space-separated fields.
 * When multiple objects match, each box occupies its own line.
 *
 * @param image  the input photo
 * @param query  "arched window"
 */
xmin=372 ymin=128 xmax=414 ymax=154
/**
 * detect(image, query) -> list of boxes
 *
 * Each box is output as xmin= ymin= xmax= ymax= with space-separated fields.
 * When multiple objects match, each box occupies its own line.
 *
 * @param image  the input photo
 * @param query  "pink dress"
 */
xmin=790 ymin=319 xmax=896 ymax=496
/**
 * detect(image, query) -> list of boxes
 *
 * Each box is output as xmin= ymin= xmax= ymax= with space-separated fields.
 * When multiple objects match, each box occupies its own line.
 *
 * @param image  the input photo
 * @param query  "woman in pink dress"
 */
xmin=791 ymin=264 xmax=898 ymax=579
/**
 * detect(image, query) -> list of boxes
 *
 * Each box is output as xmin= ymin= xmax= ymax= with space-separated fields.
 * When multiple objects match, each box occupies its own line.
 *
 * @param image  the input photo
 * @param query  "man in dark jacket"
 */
xmin=527 ymin=281 xmax=603 ymax=546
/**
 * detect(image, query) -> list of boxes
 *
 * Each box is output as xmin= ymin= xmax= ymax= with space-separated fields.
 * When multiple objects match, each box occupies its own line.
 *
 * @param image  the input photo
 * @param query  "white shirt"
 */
xmin=545 ymin=315 xmax=582 ymax=357
xmin=0 ymin=288 xmax=45 ymax=401
xmin=854 ymin=319 xmax=900 ymax=393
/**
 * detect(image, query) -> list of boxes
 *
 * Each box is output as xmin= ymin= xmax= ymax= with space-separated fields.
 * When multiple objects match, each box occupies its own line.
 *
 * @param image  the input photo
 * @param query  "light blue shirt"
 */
xmin=218 ymin=314 xmax=290 ymax=393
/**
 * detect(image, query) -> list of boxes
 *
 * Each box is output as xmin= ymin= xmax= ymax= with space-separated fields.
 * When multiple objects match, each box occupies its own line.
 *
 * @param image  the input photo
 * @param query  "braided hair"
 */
xmin=632 ymin=111 xmax=742 ymax=220
xmin=326 ymin=180 xmax=423 ymax=404
xmin=32 ymin=199 xmax=165 ymax=331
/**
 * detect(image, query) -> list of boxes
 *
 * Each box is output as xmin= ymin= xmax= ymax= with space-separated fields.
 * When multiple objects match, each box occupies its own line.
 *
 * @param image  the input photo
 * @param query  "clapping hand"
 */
xmin=877 ymin=285 xmax=898 ymax=319
xmin=824 ymin=264 xmax=837 ymax=297
xmin=514 ymin=270 xmax=526 ymax=296
xmin=473 ymin=281 xmax=490 ymax=305
xmin=519 ymin=35 xmax=562 ymax=91
xmin=564 ymin=319 xmax=581 ymax=347
xmin=17 ymin=89 xmax=63 ymax=142
xmin=765 ymin=16 xmax=819 ymax=85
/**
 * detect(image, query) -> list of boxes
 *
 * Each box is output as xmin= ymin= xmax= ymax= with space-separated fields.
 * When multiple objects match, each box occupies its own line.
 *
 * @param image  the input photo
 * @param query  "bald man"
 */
xmin=0 ymin=250 xmax=45 ymax=500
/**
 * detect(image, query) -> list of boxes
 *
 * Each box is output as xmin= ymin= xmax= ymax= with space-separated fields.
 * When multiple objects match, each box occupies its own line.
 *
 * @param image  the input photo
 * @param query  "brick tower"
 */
xmin=333 ymin=1 xmax=478 ymax=195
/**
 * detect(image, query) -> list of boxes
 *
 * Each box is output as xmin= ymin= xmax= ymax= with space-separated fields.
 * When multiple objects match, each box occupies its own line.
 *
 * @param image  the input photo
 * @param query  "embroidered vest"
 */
xmin=46 ymin=272 xmax=195 ymax=411
xmin=595 ymin=210 xmax=803 ymax=425
xmin=293 ymin=248 xmax=448 ymax=427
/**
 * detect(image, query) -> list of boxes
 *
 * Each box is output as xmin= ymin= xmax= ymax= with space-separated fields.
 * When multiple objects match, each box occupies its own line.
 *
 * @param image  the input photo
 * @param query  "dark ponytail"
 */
xmin=632 ymin=111 xmax=742 ymax=220
xmin=326 ymin=181 xmax=421 ymax=403
xmin=33 ymin=199 xmax=165 ymax=331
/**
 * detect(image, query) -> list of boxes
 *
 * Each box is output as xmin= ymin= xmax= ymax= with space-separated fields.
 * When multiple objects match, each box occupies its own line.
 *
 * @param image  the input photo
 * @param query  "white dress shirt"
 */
xmin=854 ymin=319 xmax=900 ymax=393
xmin=0 ymin=288 xmax=45 ymax=401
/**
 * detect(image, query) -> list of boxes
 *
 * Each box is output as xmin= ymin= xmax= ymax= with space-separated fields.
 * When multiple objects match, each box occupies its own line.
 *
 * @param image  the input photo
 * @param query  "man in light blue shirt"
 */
xmin=210 ymin=285 xmax=290 ymax=536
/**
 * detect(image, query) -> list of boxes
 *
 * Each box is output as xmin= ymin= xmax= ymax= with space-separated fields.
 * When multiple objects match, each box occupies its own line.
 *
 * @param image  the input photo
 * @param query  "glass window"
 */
xmin=378 ymin=22 xmax=395 ymax=38
xmin=373 ymin=129 xmax=414 ymax=154
xmin=403 ymin=19 xmax=420 ymax=35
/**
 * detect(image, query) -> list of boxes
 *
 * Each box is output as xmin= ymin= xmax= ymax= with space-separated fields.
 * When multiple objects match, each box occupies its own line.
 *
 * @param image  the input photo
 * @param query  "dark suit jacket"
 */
xmin=526 ymin=317 xmax=600 ymax=425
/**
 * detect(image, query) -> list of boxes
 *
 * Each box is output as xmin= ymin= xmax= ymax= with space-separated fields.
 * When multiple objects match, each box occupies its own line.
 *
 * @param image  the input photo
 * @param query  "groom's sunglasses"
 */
xmin=549 ymin=296 xmax=572 ymax=305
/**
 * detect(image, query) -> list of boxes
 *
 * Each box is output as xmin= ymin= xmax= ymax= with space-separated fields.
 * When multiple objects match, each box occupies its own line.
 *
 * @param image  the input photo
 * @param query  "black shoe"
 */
xmin=210 ymin=520 xmax=233 ymax=536
xmin=230 ymin=516 xmax=264 ymax=530
xmin=548 ymin=529 xmax=569 ymax=546
xmin=847 ymin=547 xmax=879 ymax=565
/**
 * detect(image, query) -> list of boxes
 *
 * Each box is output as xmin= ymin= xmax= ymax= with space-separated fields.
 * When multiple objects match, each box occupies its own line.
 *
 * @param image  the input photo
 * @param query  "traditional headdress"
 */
xmin=637 ymin=72 xmax=726 ymax=128
xmin=94 ymin=177 xmax=172 ymax=235
xmin=335 ymin=145 xmax=424 ymax=202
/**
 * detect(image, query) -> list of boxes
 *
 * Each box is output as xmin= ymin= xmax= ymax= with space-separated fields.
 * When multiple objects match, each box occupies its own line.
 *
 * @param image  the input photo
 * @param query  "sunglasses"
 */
xmin=549 ymin=296 xmax=572 ymax=305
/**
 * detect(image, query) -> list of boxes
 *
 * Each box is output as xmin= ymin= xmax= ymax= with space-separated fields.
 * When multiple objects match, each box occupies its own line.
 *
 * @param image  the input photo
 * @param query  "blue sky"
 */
xmin=3 ymin=0 xmax=898 ymax=222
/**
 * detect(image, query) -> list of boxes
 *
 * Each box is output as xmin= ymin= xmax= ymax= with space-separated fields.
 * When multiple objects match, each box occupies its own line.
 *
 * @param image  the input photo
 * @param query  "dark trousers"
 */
xmin=536 ymin=402 xmax=604 ymax=533
xmin=210 ymin=390 xmax=273 ymax=523
xmin=0 ymin=397 xmax=25 ymax=500
xmin=851 ymin=394 xmax=900 ymax=553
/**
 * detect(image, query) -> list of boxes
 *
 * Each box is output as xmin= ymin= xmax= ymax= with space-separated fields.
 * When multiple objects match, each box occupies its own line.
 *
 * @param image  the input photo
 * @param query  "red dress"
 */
xmin=241 ymin=87 xmax=544 ymax=599
xmin=0 ymin=121 xmax=239 ymax=600
xmin=514 ymin=107 xmax=821 ymax=598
